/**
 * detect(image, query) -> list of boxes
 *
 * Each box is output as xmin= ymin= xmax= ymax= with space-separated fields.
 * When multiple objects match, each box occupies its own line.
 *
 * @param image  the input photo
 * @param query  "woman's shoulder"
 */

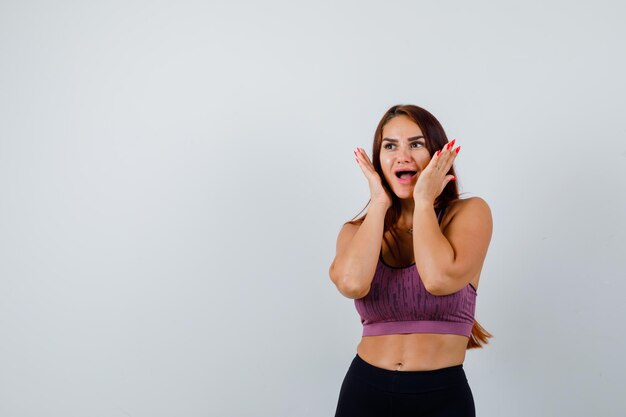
xmin=443 ymin=196 xmax=492 ymax=226
xmin=336 ymin=219 xmax=362 ymax=242
xmin=455 ymin=196 xmax=489 ymax=207
xmin=449 ymin=196 xmax=490 ymax=209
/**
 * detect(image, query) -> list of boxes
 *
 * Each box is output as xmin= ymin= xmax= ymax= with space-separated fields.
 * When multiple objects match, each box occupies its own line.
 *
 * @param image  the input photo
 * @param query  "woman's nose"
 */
xmin=398 ymin=146 xmax=412 ymax=160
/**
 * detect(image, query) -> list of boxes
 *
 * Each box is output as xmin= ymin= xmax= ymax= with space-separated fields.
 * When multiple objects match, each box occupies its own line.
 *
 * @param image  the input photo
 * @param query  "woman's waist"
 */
xmin=356 ymin=333 xmax=468 ymax=371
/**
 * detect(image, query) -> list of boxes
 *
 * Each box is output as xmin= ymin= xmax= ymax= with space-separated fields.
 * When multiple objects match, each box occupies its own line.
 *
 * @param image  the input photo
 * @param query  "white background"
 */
xmin=1 ymin=1 xmax=625 ymax=416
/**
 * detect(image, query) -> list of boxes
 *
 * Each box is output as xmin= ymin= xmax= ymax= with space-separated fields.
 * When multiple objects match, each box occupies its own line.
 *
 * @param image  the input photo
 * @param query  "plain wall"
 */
xmin=1 ymin=0 xmax=625 ymax=416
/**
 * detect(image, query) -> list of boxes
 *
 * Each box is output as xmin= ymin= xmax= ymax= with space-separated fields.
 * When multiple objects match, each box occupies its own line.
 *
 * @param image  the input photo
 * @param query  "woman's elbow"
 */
xmin=331 ymin=273 xmax=369 ymax=299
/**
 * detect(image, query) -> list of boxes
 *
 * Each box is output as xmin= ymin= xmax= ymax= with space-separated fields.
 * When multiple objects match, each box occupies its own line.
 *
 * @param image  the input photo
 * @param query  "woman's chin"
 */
xmin=393 ymin=189 xmax=414 ymax=200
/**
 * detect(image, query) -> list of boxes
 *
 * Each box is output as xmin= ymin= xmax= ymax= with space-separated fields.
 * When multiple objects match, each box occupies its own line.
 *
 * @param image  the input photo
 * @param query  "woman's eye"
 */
xmin=383 ymin=142 xmax=424 ymax=150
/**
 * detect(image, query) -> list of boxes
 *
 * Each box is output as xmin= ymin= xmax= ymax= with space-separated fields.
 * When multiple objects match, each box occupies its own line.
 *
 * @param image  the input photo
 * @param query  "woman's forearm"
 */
xmin=332 ymin=203 xmax=388 ymax=298
xmin=412 ymin=201 xmax=455 ymax=294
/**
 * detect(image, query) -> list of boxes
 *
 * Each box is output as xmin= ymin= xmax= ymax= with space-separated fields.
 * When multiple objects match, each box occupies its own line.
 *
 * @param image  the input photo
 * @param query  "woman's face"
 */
xmin=379 ymin=115 xmax=432 ymax=199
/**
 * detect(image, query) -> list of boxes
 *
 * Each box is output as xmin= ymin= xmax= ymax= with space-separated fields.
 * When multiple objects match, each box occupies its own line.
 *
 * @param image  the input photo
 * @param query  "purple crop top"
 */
xmin=354 ymin=207 xmax=477 ymax=338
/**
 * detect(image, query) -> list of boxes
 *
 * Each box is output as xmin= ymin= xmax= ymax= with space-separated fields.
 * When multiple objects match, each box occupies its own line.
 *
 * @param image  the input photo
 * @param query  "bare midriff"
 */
xmin=356 ymin=333 xmax=468 ymax=371
xmin=356 ymin=202 xmax=476 ymax=371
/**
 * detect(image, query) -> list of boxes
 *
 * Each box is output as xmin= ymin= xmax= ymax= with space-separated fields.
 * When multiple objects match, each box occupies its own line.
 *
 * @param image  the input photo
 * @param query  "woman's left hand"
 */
xmin=412 ymin=139 xmax=460 ymax=205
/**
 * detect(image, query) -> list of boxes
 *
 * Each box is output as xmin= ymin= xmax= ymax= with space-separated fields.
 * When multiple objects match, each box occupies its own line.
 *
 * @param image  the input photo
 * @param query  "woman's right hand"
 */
xmin=354 ymin=147 xmax=392 ymax=210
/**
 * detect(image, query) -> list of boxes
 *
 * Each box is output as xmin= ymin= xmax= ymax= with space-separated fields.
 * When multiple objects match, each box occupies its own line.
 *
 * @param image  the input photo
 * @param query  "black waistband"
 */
xmin=349 ymin=353 xmax=467 ymax=394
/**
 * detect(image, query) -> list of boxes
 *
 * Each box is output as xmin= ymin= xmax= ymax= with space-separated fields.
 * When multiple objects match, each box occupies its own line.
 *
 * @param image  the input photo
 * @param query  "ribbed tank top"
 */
xmin=354 ymin=206 xmax=477 ymax=338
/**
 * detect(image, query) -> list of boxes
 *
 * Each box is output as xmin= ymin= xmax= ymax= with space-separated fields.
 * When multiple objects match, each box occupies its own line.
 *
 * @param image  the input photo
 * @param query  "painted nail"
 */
xmin=456 ymin=146 xmax=461 ymax=154
xmin=436 ymin=150 xmax=441 ymax=156
xmin=451 ymin=176 xmax=456 ymax=181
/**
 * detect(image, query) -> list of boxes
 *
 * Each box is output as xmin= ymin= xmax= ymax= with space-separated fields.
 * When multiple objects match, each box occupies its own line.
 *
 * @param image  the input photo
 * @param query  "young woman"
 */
xmin=329 ymin=104 xmax=493 ymax=416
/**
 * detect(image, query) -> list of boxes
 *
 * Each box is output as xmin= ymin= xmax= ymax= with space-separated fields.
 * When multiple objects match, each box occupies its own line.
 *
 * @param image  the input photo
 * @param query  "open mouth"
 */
xmin=395 ymin=171 xmax=418 ymax=181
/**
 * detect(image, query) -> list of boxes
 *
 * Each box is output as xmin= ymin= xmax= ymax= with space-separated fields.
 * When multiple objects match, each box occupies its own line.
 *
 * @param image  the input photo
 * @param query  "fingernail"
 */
xmin=451 ymin=176 xmax=456 ymax=181
xmin=456 ymin=146 xmax=461 ymax=154
xmin=436 ymin=150 xmax=441 ymax=156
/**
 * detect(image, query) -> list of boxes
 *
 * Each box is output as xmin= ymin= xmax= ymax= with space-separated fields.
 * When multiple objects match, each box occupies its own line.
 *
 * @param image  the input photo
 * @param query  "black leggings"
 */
xmin=334 ymin=354 xmax=475 ymax=417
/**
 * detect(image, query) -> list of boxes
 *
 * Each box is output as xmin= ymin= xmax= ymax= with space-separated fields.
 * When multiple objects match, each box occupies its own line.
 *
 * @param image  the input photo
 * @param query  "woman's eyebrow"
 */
xmin=382 ymin=136 xmax=425 ymax=143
